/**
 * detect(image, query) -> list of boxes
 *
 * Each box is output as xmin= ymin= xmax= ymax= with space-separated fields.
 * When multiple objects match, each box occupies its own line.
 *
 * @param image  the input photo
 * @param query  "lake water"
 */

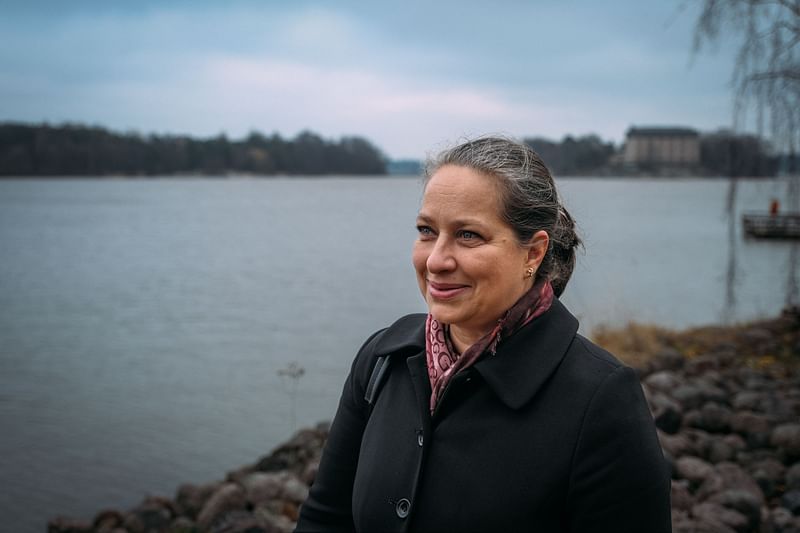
xmin=0 ymin=176 xmax=796 ymax=532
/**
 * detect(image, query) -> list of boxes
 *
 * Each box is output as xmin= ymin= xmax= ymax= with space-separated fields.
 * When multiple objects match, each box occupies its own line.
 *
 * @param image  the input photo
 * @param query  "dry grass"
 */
xmin=590 ymin=308 xmax=800 ymax=371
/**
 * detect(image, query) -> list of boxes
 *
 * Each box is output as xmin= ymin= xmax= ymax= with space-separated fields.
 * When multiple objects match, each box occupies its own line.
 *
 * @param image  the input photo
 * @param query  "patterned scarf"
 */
xmin=425 ymin=279 xmax=554 ymax=413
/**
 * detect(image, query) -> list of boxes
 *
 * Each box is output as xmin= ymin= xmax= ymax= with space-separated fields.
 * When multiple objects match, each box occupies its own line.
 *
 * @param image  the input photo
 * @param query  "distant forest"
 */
xmin=0 ymin=122 xmax=781 ymax=177
xmin=0 ymin=123 xmax=387 ymax=176
xmin=524 ymin=135 xmax=615 ymax=176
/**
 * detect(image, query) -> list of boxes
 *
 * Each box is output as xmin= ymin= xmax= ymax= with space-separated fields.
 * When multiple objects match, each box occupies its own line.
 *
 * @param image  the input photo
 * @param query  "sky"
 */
xmin=0 ymin=0 xmax=742 ymax=159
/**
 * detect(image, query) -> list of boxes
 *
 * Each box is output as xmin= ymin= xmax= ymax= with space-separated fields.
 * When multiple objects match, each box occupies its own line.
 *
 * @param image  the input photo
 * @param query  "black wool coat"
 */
xmin=295 ymin=300 xmax=672 ymax=533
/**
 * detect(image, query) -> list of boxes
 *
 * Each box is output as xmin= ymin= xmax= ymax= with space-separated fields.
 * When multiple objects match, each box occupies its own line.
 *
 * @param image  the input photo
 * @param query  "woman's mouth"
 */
xmin=428 ymin=280 xmax=469 ymax=300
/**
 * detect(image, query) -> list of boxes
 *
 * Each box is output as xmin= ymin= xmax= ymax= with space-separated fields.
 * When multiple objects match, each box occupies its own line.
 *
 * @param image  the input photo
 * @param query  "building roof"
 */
xmin=626 ymin=126 xmax=699 ymax=138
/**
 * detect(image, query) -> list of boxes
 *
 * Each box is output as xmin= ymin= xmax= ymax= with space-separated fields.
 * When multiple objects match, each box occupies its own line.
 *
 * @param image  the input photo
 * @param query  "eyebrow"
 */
xmin=416 ymin=213 xmax=487 ymax=228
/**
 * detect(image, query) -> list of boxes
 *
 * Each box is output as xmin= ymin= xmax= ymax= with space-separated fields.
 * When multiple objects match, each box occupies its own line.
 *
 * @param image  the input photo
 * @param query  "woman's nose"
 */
xmin=426 ymin=237 xmax=456 ymax=273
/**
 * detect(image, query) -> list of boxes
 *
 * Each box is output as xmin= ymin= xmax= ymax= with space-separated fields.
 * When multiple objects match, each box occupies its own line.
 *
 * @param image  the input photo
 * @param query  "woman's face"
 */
xmin=412 ymin=164 xmax=547 ymax=343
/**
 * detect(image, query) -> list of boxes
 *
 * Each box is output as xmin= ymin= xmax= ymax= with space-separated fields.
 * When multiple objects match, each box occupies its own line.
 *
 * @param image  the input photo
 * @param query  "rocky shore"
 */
xmin=49 ymin=309 xmax=800 ymax=533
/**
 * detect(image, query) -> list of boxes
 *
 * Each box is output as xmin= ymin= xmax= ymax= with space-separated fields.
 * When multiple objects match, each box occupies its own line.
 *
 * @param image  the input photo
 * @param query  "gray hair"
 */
xmin=424 ymin=136 xmax=581 ymax=297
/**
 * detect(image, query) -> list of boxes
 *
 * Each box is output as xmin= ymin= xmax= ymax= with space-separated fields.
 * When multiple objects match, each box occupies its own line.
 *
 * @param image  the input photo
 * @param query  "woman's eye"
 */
xmin=416 ymin=225 xmax=435 ymax=238
xmin=458 ymin=230 xmax=481 ymax=240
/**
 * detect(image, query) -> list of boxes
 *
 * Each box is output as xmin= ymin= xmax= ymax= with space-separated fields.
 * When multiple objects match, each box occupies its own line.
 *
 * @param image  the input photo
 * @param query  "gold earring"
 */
xmin=525 ymin=267 xmax=534 ymax=278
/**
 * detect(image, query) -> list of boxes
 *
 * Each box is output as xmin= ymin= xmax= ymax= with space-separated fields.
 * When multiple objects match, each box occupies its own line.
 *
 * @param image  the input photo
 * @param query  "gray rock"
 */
xmin=197 ymin=483 xmax=247 ymax=531
xmin=282 ymin=474 xmax=309 ymax=505
xmin=46 ymin=517 xmax=93 ymax=533
xmin=254 ymin=506 xmax=296 ymax=533
xmin=167 ymin=517 xmax=196 ymax=532
xmin=652 ymin=348 xmax=685 ymax=371
xmin=671 ymin=509 xmax=695 ymax=533
xmin=685 ymin=428 xmax=715 ymax=459
xmin=243 ymin=472 xmax=285 ymax=505
xmin=708 ymin=437 xmax=737 ymax=464
xmin=708 ymin=489 xmax=762 ymax=530
xmin=696 ymin=462 xmax=765 ymax=504
xmin=722 ymin=434 xmax=747 ymax=453
xmin=676 ymin=456 xmax=715 ymax=487
xmin=652 ymin=393 xmax=684 ymax=434
xmin=122 ymin=499 xmax=173 ymax=533
xmin=256 ymin=428 xmax=327 ymax=475
xmin=208 ymin=510 xmax=268 ymax=533
xmin=770 ymin=506 xmax=800 ymax=532
xmin=730 ymin=411 xmax=773 ymax=448
xmin=686 ymin=355 xmax=721 ymax=375
xmin=732 ymin=391 xmax=764 ymax=412
xmin=783 ymin=490 xmax=800 ymax=516
xmin=672 ymin=384 xmax=707 ymax=410
xmin=772 ymin=424 xmax=800 ymax=460
xmin=645 ymin=371 xmax=682 ymax=393
xmin=302 ymin=460 xmax=319 ymax=486
xmin=243 ymin=471 xmax=308 ymax=507
xmin=749 ymin=458 xmax=787 ymax=498
xmin=686 ymin=403 xmax=733 ymax=434
xmin=176 ymin=481 xmax=221 ymax=520
xmin=691 ymin=502 xmax=747 ymax=532
xmin=671 ymin=480 xmax=694 ymax=511
xmin=659 ymin=431 xmax=693 ymax=458
xmin=92 ymin=510 xmax=124 ymax=531
xmin=788 ymin=463 xmax=800 ymax=491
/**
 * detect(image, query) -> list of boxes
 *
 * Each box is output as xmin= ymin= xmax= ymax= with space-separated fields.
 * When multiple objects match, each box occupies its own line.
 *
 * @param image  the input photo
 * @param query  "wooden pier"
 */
xmin=742 ymin=212 xmax=800 ymax=239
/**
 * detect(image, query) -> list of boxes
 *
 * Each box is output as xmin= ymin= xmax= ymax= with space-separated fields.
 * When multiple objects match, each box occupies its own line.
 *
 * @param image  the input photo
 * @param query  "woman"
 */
xmin=295 ymin=137 xmax=671 ymax=532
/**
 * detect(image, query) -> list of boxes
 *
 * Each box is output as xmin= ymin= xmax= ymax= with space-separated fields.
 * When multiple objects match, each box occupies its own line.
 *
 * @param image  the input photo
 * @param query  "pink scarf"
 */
xmin=425 ymin=280 xmax=554 ymax=413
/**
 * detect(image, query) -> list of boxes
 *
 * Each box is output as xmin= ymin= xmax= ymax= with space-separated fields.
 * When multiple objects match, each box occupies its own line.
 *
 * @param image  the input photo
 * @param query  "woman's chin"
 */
xmin=426 ymin=304 xmax=464 ymax=326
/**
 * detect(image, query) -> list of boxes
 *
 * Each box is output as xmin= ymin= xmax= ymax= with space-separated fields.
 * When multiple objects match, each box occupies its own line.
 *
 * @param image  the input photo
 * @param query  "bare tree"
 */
xmin=691 ymin=0 xmax=799 ymax=310
xmin=693 ymin=0 xmax=799 ymax=160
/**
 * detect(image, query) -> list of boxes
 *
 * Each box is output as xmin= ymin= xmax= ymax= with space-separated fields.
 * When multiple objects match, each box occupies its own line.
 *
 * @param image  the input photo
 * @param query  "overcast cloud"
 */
xmin=0 ymin=0 xmax=740 ymax=158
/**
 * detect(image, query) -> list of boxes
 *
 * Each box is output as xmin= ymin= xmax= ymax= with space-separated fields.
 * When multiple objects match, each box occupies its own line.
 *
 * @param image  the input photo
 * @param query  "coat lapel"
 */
xmin=473 ymin=299 xmax=579 ymax=410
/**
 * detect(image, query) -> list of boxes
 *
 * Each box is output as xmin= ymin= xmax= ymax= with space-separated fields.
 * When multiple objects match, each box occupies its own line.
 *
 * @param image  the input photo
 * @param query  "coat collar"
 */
xmin=372 ymin=300 xmax=579 ymax=410
xmin=473 ymin=299 xmax=579 ymax=409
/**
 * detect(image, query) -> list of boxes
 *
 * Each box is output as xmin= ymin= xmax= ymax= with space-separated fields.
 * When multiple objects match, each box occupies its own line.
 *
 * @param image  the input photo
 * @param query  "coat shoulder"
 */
xmin=350 ymin=313 xmax=427 ymax=388
xmin=569 ymin=333 xmax=627 ymax=373
xmin=551 ymin=333 xmax=640 ymax=407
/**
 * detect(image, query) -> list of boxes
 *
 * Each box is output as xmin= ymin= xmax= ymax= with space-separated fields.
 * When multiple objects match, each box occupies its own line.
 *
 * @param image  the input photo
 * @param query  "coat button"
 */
xmin=417 ymin=433 xmax=424 ymax=446
xmin=396 ymin=498 xmax=411 ymax=518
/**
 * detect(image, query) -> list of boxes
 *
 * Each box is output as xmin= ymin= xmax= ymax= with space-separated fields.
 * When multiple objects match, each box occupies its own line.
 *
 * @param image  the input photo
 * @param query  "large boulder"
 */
xmin=783 ymin=490 xmax=800 ymax=516
xmin=749 ymin=458 xmax=787 ymax=498
xmin=685 ymin=403 xmax=733 ymax=434
xmin=242 ymin=471 xmax=309 ymax=507
xmin=645 ymin=371 xmax=682 ymax=393
xmin=196 ymin=483 xmax=247 ymax=531
xmin=707 ymin=489 xmax=762 ymax=531
xmin=729 ymin=411 xmax=773 ymax=449
xmin=691 ymin=502 xmax=746 ymax=532
xmin=772 ymin=424 xmax=800 ymax=461
xmin=696 ymin=462 xmax=765 ymax=504
xmin=176 ymin=481 xmax=222 ymax=520
xmin=787 ymin=462 xmax=800 ymax=491
xmin=675 ymin=456 xmax=715 ymax=487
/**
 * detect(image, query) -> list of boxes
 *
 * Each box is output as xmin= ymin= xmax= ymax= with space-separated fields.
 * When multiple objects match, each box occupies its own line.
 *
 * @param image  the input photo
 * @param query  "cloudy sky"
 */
xmin=1 ymin=0 xmax=740 ymax=159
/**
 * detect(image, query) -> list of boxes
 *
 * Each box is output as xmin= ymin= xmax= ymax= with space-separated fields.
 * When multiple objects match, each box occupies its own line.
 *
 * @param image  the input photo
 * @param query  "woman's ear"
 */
xmin=526 ymin=230 xmax=549 ymax=271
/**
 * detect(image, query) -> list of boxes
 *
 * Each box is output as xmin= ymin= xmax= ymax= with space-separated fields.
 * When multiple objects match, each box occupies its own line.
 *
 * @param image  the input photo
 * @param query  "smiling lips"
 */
xmin=428 ymin=280 xmax=470 ymax=300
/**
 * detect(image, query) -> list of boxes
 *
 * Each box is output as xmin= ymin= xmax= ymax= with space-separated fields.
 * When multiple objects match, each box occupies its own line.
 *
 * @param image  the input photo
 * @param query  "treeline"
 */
xmin=699 ymin=131 xmax=779 ymax=177
xmin=0 ymin=123 xmax=387 ymax=176
xmin=524 ymin=132 xmax=779 ymax=177
xmin=524 ymin=135 xmax=615 ymax=175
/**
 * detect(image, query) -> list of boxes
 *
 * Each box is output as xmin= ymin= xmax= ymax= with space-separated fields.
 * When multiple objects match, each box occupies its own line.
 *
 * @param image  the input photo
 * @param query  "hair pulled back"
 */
xmin=424 ymin=136 xmax=581 ymax=297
